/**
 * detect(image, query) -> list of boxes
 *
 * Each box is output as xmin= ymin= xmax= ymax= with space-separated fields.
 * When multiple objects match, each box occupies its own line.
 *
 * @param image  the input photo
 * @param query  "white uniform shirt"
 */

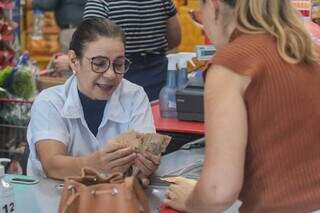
xmin=27 ymin=75 xmax=155 ymax=177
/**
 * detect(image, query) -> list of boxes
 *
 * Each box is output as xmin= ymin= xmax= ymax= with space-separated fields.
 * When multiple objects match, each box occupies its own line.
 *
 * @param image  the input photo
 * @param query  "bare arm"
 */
xmin=36 ymin=140 xmax=136 ymax=180
xmin=186 ymin=65 xmax=251 ymax=212
xmin=166 ymin=14 xmax=181 ymax=50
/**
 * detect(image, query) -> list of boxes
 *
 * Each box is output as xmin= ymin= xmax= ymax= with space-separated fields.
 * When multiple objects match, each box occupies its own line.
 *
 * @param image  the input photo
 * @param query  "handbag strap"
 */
xmin=132 ymin=178 xmax=150 ymax=213
xmin=65 ymin=168 xmax=124 ymax=184
xmin=61 ymin=192 xmax=80 ymax=213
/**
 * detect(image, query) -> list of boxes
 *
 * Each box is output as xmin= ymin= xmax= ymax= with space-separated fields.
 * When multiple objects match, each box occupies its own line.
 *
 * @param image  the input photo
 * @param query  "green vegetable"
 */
xmin=12 ymin=67 xmax=36 ymax=99
xmin=0 ymin=66 xmax=13 ymax=88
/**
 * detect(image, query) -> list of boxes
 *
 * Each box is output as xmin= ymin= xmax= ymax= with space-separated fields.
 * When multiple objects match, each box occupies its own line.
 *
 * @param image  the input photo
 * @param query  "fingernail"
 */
xmin=143 ymin=179 xmax=149 ymax=185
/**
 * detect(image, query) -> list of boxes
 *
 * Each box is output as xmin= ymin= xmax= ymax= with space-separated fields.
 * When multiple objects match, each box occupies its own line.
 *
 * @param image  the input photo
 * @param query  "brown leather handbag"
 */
xmin=58 ymin=167 xmax=150 ymax=213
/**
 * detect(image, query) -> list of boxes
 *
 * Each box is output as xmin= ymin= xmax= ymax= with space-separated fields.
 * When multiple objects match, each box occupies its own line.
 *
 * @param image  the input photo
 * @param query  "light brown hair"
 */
xmin=233 ymin=0 xmax=317 ymax=64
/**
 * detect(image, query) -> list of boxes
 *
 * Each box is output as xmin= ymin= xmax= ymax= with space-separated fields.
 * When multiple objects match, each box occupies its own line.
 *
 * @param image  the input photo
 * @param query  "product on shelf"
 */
xmin=24 ymin=0 xmax=60 ymax=68
xmin=31 ymin=8 xmax=44 ymax=40
xmin=312 ymin=0 xmax=320 ymax=24
xmin=0 ymin=53 xmax=37 ymax=100
xmin=0 ymin=0 xmax=16 ymax=68
xmin=176 ymin=0 xmax=204 ymax=52
xmin=291 ymin=0 xmax=320 ymax=24
xmin=0 ymin=41 xmax=14 ymax=66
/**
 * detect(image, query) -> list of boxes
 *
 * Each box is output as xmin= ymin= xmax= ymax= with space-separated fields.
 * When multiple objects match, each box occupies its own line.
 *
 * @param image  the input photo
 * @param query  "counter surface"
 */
xmin=151 ymin=102 xmax=204 ymax=135
xmin=8 ymin=148 xmax=241 ymax=213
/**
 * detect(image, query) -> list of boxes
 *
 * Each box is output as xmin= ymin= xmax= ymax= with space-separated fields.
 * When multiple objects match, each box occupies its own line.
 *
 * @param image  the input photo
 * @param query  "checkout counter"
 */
xmin=152 ymin=101 xmax=204 ymax=154
xmin=153 ymin=74 xmax=206 ymax=154
xmin=6 ymin=146 xmax=241 ymax=213
xmin=6 ymin=97 xmax=244 ymax=213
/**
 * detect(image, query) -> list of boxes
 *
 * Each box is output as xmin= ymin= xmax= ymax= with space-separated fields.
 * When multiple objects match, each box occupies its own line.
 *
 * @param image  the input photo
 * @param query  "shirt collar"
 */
xmin=61 ymin=76 xmax=128 ymax=123
xmin=61 ymin=75 xmax=83 ymax=119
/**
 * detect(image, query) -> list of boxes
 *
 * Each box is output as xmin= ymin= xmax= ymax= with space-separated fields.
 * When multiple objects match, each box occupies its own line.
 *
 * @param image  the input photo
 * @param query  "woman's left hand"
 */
xmin=135 ymin=152 xmax=160 ymax=185
xmin=163 ymin=177 xmax=197 ymax=212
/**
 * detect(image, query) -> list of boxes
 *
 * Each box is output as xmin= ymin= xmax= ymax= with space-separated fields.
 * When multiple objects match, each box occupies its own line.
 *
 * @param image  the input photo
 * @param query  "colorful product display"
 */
xmin=24 ymin=0 xmax=60 ymax=69
xmin=291 ymin=0 xmax=320 ymax=22
xmin=0 ymin=0 xmax=16 ymax=68
xmin=176 ymin=0 xmax=204 ymax=52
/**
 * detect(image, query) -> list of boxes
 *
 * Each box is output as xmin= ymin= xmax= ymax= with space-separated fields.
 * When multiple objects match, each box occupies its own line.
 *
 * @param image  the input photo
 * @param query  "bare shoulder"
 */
xmin=205 ymin=65 xmax=251 ymax=96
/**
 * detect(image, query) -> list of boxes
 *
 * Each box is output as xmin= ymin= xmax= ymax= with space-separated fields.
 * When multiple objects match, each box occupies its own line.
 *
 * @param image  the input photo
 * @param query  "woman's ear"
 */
xmin=68 ymin=50 xmax=79 ymax=73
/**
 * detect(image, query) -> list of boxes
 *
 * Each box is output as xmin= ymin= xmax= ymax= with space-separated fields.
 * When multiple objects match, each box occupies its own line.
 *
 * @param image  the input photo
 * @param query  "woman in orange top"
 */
xmin=164 ymin=0 xmax=320 ymax=212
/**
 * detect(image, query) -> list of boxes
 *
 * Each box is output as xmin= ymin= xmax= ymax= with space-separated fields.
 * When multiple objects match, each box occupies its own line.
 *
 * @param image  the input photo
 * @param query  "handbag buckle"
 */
xmin=67 ymin=185 xmax=76 ymax=194
xmin=111 ymin=187 xmax=119 ymax=196
xmin=90 ymin=187 xmax=119 ymax=196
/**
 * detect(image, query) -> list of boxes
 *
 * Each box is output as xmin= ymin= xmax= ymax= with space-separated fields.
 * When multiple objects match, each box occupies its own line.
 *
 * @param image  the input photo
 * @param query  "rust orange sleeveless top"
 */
xmin=206 ymin=31 xmax=320 ymax=212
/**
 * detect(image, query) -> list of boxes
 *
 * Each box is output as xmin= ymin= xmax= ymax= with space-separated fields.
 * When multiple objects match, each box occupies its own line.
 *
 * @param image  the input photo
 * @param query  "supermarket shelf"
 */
xmin=31 ymin=55 xmax=51 ymax=62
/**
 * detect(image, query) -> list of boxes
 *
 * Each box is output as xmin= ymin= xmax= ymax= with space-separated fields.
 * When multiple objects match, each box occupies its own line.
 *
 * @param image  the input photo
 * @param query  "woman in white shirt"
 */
xmin=27 ymin=18 xmax=158 ymax=184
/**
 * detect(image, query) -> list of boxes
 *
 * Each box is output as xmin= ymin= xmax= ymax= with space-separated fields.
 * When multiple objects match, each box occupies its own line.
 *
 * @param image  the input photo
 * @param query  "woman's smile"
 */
xmin=96 ymin=82 xmax=115 ymax=92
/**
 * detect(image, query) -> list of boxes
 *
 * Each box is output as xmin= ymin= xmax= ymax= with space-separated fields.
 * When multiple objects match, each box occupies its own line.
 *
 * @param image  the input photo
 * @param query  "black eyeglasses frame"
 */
xmin=84 ymin=55 xmax=132 ymax=75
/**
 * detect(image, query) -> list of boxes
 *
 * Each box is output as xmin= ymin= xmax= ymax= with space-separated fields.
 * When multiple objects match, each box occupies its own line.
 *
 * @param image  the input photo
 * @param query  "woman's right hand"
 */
xmin=90 ymin=144 xmax=137 ymax=174
xmin=163 ymin=177 xmax=197 ymax=212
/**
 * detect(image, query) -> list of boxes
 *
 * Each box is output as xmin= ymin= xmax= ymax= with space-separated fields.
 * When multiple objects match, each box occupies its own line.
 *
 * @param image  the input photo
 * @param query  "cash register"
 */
xmin=176 ymin=76 xmax=204 ymax=122
xmin=175 ymin=45 xmax=215 ymax=122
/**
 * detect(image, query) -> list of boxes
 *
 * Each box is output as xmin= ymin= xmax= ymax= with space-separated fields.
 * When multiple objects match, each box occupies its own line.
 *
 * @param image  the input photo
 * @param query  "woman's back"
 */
xmin=210 ymin=31 xmax=320 ymax=212
xmin=83 ymin=0 xmax=176 ymax=54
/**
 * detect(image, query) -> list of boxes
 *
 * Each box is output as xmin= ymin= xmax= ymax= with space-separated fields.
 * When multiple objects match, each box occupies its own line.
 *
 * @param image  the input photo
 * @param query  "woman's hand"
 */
xmin=90 ymin=144 xmax=137 ymax=175
xmin=135 ymin=152 xmax=160 ymax=185
xmin=53 ymin=54 xmax=70 ymax=73
xmin=163 ymin=177 xmax=197 ymax=212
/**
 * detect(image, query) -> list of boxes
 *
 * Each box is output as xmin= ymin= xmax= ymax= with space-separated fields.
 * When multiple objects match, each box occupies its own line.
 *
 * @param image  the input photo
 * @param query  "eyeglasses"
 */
xmin=85 ymin=56 xmax=131 ymax=74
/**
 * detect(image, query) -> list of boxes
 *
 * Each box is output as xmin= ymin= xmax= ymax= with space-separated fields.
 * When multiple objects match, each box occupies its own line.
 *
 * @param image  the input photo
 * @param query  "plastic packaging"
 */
xmin=159 ymin=54 xmax=179 ymax=118
xmin=10 ymin=52 xmax=38 ymax=99
xmin=0 ymin=158 xmax=15 ymax=213
xmin=196 ymin=45 xmax=216 ymax=61
xmin=177 ymin=52 xmax=196 ymax=90
xmin=159 ymin=53 xmax=197 ymax=118
xmin=32 ymin=8 xmax=44 ymax=40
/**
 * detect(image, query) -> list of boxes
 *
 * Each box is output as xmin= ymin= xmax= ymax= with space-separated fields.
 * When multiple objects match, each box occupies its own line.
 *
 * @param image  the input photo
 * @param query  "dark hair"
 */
xmin=202 ymin=0 xmax=236 ymax=8
xmin=69 ymin=18 xmax=126 ymax=58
